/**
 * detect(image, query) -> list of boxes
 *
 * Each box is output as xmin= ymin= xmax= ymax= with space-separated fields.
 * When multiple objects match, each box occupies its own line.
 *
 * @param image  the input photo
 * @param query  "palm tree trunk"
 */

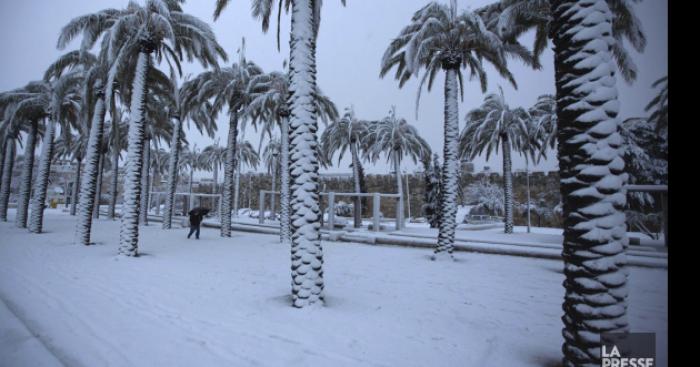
xmin=220 ymin=112 xmax=238 ymax=237
xmin=393 ymin=153 xmax=404 ymax=230
xmin=188 ymin=165 xmax=194 ymax=212
xmin=69 ymin=158 xmax=82 ymax=216
xmin=502 ymin=134 xmax=514 ymax=234
xmin=118 ymin=47 xmax=151 ymax=256
xmin=75 ymin=92 xmax=106 ymax=245
xmin=108 ymin=128 xmax=120 ymax=220
xmin=94 ymin=152 xmax=104 ymax=219
xmin=16 ymin=120 xmax=38 ymax=228
xmin=233 ymin=158 xmax=241 ymax=217
xmin=140 ymin=138 xmax=151 ymax=225
xmin=163 ymin=116 xmax=182 ymax=229
xmin=552 ymin=1 xmax=629 ymax=365
xmin=434 ymin=67 xmax=460 ymax=258
xmin=526 ymin=156 xmax=531 ymax=233
xmin=350 ymin=142 xmax=362 ymax=228
xmin=270 ymin=159 xmax=277 ymax=220
xmin=0 ymin=139 xmax=17 ymax=221
xmin=213 ymin=162 xmax=218 ymax=194
xmin=288 ymin=0 xmax=324 ymax=308
xmin=29 ymin=119 xmax=56 ymax=233
xmin=279 ymin=114 xmax=291 ymax=243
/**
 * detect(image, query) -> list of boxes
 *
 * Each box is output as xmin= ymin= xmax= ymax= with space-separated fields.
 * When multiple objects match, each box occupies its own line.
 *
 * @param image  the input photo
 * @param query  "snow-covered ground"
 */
xmin=1 ymin=209 xmax=667 ymax=366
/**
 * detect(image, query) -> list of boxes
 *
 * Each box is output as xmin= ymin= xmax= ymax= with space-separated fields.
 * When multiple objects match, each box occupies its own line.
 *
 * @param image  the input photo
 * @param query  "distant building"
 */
xmin=461 ymin=161 xmax=474 ymax=174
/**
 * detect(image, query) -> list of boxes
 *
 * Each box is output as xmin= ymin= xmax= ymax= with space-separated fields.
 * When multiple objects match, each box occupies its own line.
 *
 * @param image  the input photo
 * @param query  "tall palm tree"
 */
xmin=0 ymin=121 xmax=18 ymax=222
xmin=233 ymin=139 xmax=260 ymax=216
xmin=459 ymin=88 xmax=530 ymax=233
xmin=247 ymin=70 xmax=337 ymax=241
xmin=61 ymin=0 xmax=226 ymax=256
xmin=201 ymin=141 xmax=226 ymax=195
xmin=262 ymin=137 xmax=281 ymax=221
xmin=475 ymin=0 xmax=646 ymax=83
xmin=549 ymin=1 xmax=630 ymax=364
xmin=188 ymin=41 xmax=260 ymax=237
xmin=320 ymin=107 xmax=370 ymax=228
xmin=7 ymin=102 xmax=44 ymax=228
xmin=107 ymin=113 xmax=128 ymax=220
xmin=215 ymin=0 xmax=347 ymax=308
xmin=365 ymin=107 xmax=430 ymax=230
xmin=2 ymin=76 xmax=82 ymax=234
xmin=381 ymin=0 xmax=529 ymax=259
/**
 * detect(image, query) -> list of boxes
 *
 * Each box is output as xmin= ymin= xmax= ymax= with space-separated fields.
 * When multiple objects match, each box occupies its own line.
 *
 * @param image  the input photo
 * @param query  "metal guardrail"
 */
xmin=258 ymin=190 xmax=403 ymax=232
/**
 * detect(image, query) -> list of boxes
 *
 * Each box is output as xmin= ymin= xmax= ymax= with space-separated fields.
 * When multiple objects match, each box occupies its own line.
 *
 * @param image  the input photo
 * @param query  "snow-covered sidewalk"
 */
xmin=0 ymin=210 xmax=668 ymax=366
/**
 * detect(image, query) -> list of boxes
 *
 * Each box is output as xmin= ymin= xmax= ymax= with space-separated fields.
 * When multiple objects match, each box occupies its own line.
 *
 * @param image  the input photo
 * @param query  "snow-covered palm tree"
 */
xmin=365 ymin=107 xmax=430 ymax=230
xmin=60 ymin=0 xmax=226 ymax=256
xmin=188 ymin=42 xmax=260 ymax=237
xmin=247 ymin=70 xmax=338 ymax=242
xmin=528 ymin=94 xmax=556 ymax=159
xmin=0 ymin=87 xmax=46 ymax=224
xmin=549 ymin=1 xmax=631 ymax=364
xmin=2 ymin=76 xmax=82 ymax=234
xmin=106 ymin=112 xmax=128 ymax=220
xmin=5 ymin=100 xmax=44 ymax=228
xmin=0 ymin=112 xmax=20 ymax=222
xmin=262 ymin=137 xmax=281 ymax=221
xmin=475 ymin=0 xmax=646 ymax=83
xmin=459 ymin=88 xmax=530 ymax=234
xmin=233 ymin=139 xmax=260 ymax=216
xmin=201 ymin=142 xmax=226 ymax=195
xmin=320 ymin=107 xmax=370 ymax=228
xmin=215 ymin=0 xmax=346 ymax=308
xmin=381 ymin=0 xmax=528 ymax=258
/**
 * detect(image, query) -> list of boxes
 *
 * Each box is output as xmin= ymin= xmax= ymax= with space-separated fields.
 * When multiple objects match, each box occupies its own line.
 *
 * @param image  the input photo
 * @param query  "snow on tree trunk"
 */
xmin=393 ymin=153 xmax=404 ymax=230
xmin=233 ymin=157 xmax=241 ymax=217
xmin=279 ymin=114 xmax=291 ymax=243
xmin=118 ymin=48 xmax=151 ymax=257
xmin=74 ymin=92 xmax=106 ymax=245
xmin=220 ymin=113 xmax=238 ymax=237
xmin=187 ymin=165 xmax=194 ymax=213
xmin=0 ymin=139 xmax=17 ymax=221
xmin=28 ymin=119 xmax=56 ymax=233
xmin=69 ymin=158 xmax=82 ymax=216
xmin=551 ymin=1 xmax=629 ymax=365
xmin=502 ymin=134 xmax=514 ymax=234
xmin=94 ymin=152 xmax=104 ymax=219
xmin=270 ymin=157 xmax=277 ymax=219
xmin=288 ymin=0 xmax=325 ymax=308
xmin=350 ymin=142 xmax=362 ymax=228
xmin=434 ymin=67 xmax=460 ymax=259
xmin=213 ymin=162 xmax=218 ymax=194
xmin=140 ymin=138 xmax=151 ymax=225
xmin=163 ymin=116 xmax=181 ymax=229
xmin=108 ymin=130 xmax=120 ymax=220
xmin=16 ymin=120 xmax=38 ymax=228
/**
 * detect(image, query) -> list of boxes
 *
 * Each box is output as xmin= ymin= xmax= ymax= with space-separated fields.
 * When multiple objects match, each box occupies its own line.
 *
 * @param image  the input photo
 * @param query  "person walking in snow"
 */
xmin=187 ymin=207 xmax=210 ymax=239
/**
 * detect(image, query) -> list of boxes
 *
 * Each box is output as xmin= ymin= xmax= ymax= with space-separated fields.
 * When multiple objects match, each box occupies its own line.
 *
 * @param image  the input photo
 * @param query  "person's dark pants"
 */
xmin=187 ymin=224 xmax=201 ymax=239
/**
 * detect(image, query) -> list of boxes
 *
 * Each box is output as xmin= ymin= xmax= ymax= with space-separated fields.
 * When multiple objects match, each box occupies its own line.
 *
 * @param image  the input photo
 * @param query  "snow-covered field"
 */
xmin=1 ymin=209 xmax=668 ymax=367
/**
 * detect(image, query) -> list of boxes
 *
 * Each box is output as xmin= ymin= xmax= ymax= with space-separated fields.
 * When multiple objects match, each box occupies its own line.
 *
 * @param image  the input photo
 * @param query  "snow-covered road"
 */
xmin=0 ymin=209 xmax=667 ymax=366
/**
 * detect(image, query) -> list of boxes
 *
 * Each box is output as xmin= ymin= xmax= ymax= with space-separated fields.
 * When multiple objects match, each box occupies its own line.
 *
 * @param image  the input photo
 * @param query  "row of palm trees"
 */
xmin=0 ymin=0 xmax=663 ymax=365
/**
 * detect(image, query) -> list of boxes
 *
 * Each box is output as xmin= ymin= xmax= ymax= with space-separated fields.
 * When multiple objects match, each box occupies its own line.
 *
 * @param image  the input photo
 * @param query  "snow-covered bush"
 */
xmin=464 ymin=179 xmax=504 ymax=216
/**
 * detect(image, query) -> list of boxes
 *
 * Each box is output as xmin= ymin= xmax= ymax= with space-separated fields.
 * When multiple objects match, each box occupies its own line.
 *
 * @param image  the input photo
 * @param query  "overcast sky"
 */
xmin=0 ymin=0 xmax=667 ymax=176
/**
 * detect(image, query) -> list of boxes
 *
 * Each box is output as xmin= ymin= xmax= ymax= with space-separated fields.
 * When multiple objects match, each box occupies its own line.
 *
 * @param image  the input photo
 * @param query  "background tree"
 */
xmin=380 ymin=0 xmax=529 ymax=258
xmin=320 ymin=106 xmax=369 ymax=228
xmin=365 ymin=107 xmax=430 ymax=230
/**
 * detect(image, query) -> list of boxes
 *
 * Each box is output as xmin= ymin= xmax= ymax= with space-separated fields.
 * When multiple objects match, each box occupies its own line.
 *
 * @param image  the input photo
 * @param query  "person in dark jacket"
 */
xmin=187 ymin=207 xmax=209 ymax=239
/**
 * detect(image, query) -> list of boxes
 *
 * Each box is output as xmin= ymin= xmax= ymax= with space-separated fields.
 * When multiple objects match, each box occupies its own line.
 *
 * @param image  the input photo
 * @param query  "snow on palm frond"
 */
xmin=381 ymin=1 xmax=533 ymax=118
xmin=320 ymin=107 xmax=370 ymax=165
xmin=645 ymin=75 xmax=668 ymax=133
xmin=364 ymin=107 xmax=430 ymax=165
xmin=475 ymin=0 xmax=646 ymax=83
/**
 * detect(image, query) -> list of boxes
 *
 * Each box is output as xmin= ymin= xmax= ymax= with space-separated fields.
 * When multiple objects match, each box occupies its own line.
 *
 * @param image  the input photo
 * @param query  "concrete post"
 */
xmin=373 ymin=193 xmax=381 ymax=232
xmin=259 ymin=191 xmax=265 ymax=224
xmin=328 ymin=192 xmax=336 ymax=230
